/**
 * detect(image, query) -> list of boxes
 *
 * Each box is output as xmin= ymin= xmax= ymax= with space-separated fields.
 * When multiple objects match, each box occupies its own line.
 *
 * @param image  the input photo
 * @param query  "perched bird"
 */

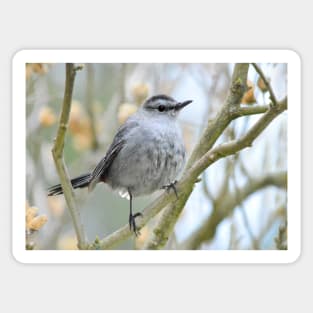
xmin=48 ymin=94 xmax=192 ymax=235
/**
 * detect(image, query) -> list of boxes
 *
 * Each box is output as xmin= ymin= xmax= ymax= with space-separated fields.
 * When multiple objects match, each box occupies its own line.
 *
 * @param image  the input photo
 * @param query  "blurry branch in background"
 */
xmin=85 ymin=64 xmax=99 ymax=150
xmin=92 ymin=64 xmax=287 ymax=250
xmin=181 ymin=171 xmax=287 ymax=249
xmin=202 ymin=171 xmax=215 ymax=201
xmin=51 ymin=63 xmax=87 ymax=249
xmin=258 ymin=206 xmax=286 ymax=246
xmin=231 ymin=162 xmax=259 ymax=249
xmin=119 ymin=64 xmax=127 ymax=103
xmin=237 ymin=202 xmax=259 ymax=249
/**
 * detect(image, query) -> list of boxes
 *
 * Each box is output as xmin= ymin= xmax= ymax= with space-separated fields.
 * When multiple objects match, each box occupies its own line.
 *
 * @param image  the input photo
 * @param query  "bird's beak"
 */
xmin=175 ymin=100 xmax=193 ymax=111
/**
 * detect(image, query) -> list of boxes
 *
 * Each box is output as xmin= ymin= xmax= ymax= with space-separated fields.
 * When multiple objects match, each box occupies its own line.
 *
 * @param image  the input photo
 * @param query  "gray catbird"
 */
xmin=48 ymin=94 xmax=192 ymax=235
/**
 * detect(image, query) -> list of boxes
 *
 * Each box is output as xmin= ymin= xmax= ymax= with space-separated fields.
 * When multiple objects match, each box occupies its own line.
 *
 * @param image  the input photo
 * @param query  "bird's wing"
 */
xmin=88 ymin=120 xmax=139 ymax=191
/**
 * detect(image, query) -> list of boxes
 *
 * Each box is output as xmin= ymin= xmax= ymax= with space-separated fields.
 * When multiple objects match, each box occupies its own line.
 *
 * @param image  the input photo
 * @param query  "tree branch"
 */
xmin=181 ymin=171 xmax=287 ymax=250
xmin=51 ymin=63 xmax=87 ymax=249
xmin=233 ymin=105 xmax=269 ymax=117
xmin=184 ymin=98 xmax=286 ymax=184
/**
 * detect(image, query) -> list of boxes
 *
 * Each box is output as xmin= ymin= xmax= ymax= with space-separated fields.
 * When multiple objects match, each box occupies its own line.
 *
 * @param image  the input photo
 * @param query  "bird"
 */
xmin=48 ymin=94 xmax=192 ymax=236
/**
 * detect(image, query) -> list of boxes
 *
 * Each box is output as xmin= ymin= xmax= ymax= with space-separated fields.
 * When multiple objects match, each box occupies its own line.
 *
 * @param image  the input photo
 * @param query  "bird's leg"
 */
xmin=128 ymin=189 xmax=142 ymax=236
xmin=162 ymin=180 xmax=178 ymax=199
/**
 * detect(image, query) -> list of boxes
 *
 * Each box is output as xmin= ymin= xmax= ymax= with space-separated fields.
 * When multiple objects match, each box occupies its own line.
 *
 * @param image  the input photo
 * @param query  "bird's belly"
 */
xmin=106 ymin=137 xmax=185 ymax=197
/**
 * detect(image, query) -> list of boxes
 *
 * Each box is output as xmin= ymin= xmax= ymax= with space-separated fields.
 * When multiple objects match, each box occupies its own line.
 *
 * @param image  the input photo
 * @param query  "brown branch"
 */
xmin=51 ymin=63 xmax=87 ymax=249
xmin=190 ymin=98 xmax=286 ymax=179
xmin=252 ymin=63 xmax=278 ymax=106
xmin=181 ymin=171 xmax=287 ymax=250
xmin=234 ymin=105 xmax=269 ymax=117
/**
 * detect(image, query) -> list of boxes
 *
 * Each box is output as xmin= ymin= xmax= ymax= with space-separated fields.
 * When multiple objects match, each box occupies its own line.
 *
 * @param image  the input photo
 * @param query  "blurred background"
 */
xmin=25 ymin=63 xmax=287 ymax=250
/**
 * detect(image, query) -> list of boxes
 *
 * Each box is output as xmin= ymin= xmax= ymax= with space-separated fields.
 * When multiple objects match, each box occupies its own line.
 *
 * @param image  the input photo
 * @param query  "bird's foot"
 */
xmin=129 ymin=212 xmax=143 ymax=237
xmin=162 ymin=180 xmax=178 ymax=199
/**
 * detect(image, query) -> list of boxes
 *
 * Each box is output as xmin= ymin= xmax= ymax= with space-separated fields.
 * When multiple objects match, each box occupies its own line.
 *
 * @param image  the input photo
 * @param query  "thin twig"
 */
xmin=52 ymin=63 xmax=87 ymax=249
xmin=234 ymin=105 xmax=269 ymax=116
xmin=252 ymin=63 xmax=278 ymax=106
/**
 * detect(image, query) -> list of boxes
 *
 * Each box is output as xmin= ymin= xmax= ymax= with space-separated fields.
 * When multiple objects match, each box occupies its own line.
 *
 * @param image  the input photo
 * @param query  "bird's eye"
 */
xmin=158 ymin=105 xmax=165 ymax=112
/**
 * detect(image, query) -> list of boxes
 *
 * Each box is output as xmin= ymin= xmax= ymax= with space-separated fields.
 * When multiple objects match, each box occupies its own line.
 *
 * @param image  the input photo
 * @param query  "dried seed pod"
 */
xmin=28 ymin=215 xmax=48 ymax=231
xmin=132 ymin=84 xmax=149 ymax=105
xmin=241 ymin=80 xmax=256 ymax=104
xmin=39 ymin=107 xmax=56 ymax=127
xmin=257 ymin=76 xmax=269 ymax=93
xmin=118 ymin=103 xmax=138 ymax=124
xmin=26 ymin=202 xmax=48 ymax=232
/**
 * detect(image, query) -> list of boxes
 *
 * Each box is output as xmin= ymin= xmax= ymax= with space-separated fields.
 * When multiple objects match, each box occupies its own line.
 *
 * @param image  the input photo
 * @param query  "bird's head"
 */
xmin=142 ymin=94 xmax=192 ymax=118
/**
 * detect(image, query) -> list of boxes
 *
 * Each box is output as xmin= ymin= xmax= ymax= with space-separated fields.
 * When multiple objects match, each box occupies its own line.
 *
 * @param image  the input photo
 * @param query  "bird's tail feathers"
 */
xmin=47 ymin=173 xmax=91 ymax=196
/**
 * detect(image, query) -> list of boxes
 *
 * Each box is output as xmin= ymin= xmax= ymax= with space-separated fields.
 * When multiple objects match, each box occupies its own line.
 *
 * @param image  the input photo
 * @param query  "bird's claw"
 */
xmin=162 ymin=180 xmax=178 ymax=199
xmin=129 ymin=212 xmax=143 ymax=237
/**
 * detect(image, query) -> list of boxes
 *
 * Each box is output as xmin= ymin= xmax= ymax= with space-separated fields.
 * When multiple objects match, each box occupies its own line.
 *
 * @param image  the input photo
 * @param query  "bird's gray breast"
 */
xmin=106 ymin=121 xmax=185 ymax=197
